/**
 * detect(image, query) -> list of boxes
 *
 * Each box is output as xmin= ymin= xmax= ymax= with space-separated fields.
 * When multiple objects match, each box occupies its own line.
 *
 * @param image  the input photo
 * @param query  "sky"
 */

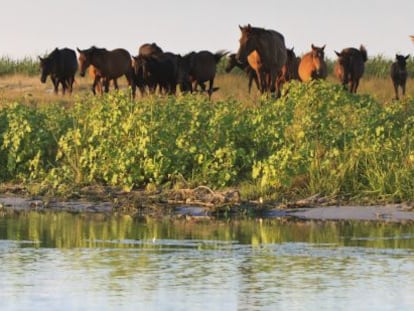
xmin=1 ymin=0 xmax=413 ymax=60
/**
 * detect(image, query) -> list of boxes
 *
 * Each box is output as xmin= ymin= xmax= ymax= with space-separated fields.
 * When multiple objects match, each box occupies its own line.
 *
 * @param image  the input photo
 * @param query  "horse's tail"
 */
xmin=214 ymin=50 xmax=229 ymax=63
xmin=359 ymin=45 xmax=368 ymax=62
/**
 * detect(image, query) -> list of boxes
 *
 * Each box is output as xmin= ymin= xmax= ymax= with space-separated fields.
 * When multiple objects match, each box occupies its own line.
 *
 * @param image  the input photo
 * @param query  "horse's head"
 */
xmin=38 ymin=56 xmax=50 ymax=83
xmin=225 ymin=54 xmax=239 ymax=73
xmin=395 ymin=54 xmax=410 ymax=69
xmin=311 ymin=44 xmax=326 ymax=75
xmin=76 ymin=47 xmax=91 ymax=77
xmin=236 ymin=24 xmax=256 ymax=63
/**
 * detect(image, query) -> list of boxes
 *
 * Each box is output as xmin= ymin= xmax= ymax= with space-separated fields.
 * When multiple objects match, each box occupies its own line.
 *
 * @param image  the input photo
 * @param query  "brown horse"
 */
xmin=236 ymin=24 xmax=287 ymax=95
xmin=225 ymin=53 xmax=259 ymax=93
xmin=77 ymin=46 xmax=136 ymax=97
xmin=88 ymin=65 xmax=118 ymax=95
xmin=298 ymin=44 xmax=327 ymax=82
xmin=391 ymin=54 xmax=410 ymax=100
xmin=334 ymin=45 xmax=367 ymax=93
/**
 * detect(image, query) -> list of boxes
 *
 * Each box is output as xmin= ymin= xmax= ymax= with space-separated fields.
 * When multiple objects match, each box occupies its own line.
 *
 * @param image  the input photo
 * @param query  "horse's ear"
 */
xmin=406 ymin=55 xmax=410 ymax=60
xmin=38 ymin=56 xmax=43 ymax=61
xmin=321 ymin=45 xmax=326 ymax=51
xmin=311 ymin=44 xmax=316 ymax=50
xmin=247 ymin=24 xmax=252 ymax=30
xmin=334 ymin=51 xmax=341 ymax=57
xmin=76 ymin=47 xmax=81 ymax=53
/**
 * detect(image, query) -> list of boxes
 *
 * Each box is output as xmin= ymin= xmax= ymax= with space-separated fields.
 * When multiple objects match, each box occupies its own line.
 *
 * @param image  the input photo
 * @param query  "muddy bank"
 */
xmin=1 ymin=193 xmax=414 ymax=222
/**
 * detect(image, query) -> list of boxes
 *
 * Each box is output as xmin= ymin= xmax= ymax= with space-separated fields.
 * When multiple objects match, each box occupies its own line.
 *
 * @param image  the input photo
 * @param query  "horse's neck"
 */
xmin=91 ymin=51 xmax=108 ymax=71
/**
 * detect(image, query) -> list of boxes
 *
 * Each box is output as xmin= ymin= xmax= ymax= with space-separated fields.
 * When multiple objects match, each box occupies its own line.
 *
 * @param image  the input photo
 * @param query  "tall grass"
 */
xmin=0 ymin=57 xmax=39 ymax=76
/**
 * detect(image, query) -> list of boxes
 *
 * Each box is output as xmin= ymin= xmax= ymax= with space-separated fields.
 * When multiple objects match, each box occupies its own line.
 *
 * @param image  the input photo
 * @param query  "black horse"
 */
xmin=39 ymin=48 xmax=78 ymax=94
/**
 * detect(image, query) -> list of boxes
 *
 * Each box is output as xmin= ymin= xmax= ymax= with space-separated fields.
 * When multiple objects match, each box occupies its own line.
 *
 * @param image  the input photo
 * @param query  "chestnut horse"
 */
xmin=88 ymin=65 xmax=118 ymax=95
xmin=298 ymin=44 xmax=327 ymax=82
xmin=334 ymin=45 xmax=367 ymax=93
xmin=236 ymin=24 xmax=287 ymax=95
xmin=77 ymin=46 xmax=136 ymax=97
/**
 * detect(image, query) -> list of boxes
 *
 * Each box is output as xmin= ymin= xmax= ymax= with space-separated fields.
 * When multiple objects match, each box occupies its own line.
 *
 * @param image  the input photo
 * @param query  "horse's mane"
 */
xmin=248 ymin=26 xmax=269 ymax=36
xmin=89 ymin=46 xmax=108 ymax=54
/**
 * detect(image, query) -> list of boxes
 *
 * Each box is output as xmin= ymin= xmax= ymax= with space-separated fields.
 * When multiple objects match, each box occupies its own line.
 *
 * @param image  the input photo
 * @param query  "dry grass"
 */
xmin=0 ymin=73 xmax=412 ymax=106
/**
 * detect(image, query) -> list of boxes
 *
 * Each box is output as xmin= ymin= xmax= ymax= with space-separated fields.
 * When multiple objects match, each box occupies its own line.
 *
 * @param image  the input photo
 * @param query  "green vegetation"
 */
xmin=1 ymin=80 xmax=414 ymax=204
xmin=0 ymin=57 xmax=39 ymax=76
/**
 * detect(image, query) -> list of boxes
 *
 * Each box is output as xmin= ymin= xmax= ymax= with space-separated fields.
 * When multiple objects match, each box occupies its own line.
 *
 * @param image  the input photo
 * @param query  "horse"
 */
xmin=276 ymin=47 xmax=300 ymax=91
xmin=236 ymin=24 xmax=287 ymax=96
xmin=225 ymin=53 xmax=259 ymax=93
xmin=39 ymin=48 xmax=78 ymax=95
xmin=77 ymin=46 xmax=136 ymax=97
xmin=138 ymin=43 xmax=163 ymax=57
xmin=334 ymin=45 xmax=368 ymax=93
xmin=88 ymin=65 xmax=118 ymax=95
xmin=391 ymin=54 xmax=410 ymax=100
xmin=298 ymin=44 xmax=327 ymax=82
xmin=133 ymin=52 xmax=180 ymax=95
xmin=178 ymin=50 xmax=228 ymax=98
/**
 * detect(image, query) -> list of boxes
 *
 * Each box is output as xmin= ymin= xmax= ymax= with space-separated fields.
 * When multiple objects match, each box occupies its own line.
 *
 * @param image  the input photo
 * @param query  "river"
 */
xmin=1 ymin=211 xmax=414 ymax=310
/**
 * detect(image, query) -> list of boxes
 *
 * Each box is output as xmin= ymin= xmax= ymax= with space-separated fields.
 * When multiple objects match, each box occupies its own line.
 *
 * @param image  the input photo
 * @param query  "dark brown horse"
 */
xmin=334 ymin=45 xmax=368 ymax=93
xmin=298 ymin=44 xmax=327 ymax=82
xmin=178 ymin=50 xmax=228 ymax=98
xmin=138 ymin=43 xmax=163 ymax=57
xmin=77 ymin=46 xmax=136 ymax=97
xmin=133 ymin=52 xmax=180 ymax=95
xmin=236 ymin=24 xmax=287 ymax=95
xmin=225 ymin=53 xmax=259 ymax=93
xmin=391 ymin=54 xmax=410 ymax=100
xmin=276 ymin=47 xmax=300 ymax=90
xmin=39 ymin=48 xmax=78 ymax=95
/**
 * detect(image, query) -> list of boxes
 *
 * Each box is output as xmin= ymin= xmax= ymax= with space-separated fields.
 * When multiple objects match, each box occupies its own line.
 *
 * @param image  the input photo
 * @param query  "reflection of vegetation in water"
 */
xmin=1 ymin=212 xmax=414 ymax=250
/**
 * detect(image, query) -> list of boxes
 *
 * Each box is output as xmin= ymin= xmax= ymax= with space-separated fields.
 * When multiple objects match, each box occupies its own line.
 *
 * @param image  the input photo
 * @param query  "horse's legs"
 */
xmin=113 ymin=79 xmax=119 ymax=90
xmin=208 ymin=79 xmax=214 ymax=99
xmin=353 ymin=79 xmax=360 ymax=93
xmin=393 ymin=82 xmax=399 ymax=100
xmin=68 ymin=76 xmax=74 ymax=94
xmin=92 ymin=76 xmax=99 ymax=95
xmin=269 ymin=71 xmax=277 ymax=94
xmin=402 ymin=82 xmax=406 ymax=98
xmin=125 ymin=72 xmax=136 ymax=99
xmin=52 ymin=77 xmax=59 ymax=94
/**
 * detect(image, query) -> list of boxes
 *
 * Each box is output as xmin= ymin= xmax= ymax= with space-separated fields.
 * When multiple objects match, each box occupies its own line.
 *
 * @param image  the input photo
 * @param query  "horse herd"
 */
xmin=38 ymin=24 xmax=412 ymax=100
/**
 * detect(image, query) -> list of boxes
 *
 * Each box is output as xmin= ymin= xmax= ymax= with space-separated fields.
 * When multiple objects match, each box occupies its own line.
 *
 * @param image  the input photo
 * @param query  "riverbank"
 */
xmin=2 ymin=189 xmax=414 ymax=222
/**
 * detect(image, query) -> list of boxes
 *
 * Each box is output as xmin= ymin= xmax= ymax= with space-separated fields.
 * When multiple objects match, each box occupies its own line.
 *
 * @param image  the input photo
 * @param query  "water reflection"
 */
xmin=1 ymin=211 xmax=414 ymax=249
xmin=1 ymin=211 xmax=414 ymax=310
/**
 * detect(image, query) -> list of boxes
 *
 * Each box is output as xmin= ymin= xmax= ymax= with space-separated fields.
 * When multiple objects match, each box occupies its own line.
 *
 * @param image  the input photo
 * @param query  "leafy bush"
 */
xmin=1 ymin=83 xmax=414 ymax=202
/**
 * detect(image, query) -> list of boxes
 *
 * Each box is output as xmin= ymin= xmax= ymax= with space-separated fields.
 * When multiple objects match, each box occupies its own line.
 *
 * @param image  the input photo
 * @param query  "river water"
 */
xmin=1 ymin=211 xmax=414 ymax=310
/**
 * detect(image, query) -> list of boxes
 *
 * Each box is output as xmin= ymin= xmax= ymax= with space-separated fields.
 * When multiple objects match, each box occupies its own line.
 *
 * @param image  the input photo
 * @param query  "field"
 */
xmin=1 ymin=56 xmax=414 ymax=205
